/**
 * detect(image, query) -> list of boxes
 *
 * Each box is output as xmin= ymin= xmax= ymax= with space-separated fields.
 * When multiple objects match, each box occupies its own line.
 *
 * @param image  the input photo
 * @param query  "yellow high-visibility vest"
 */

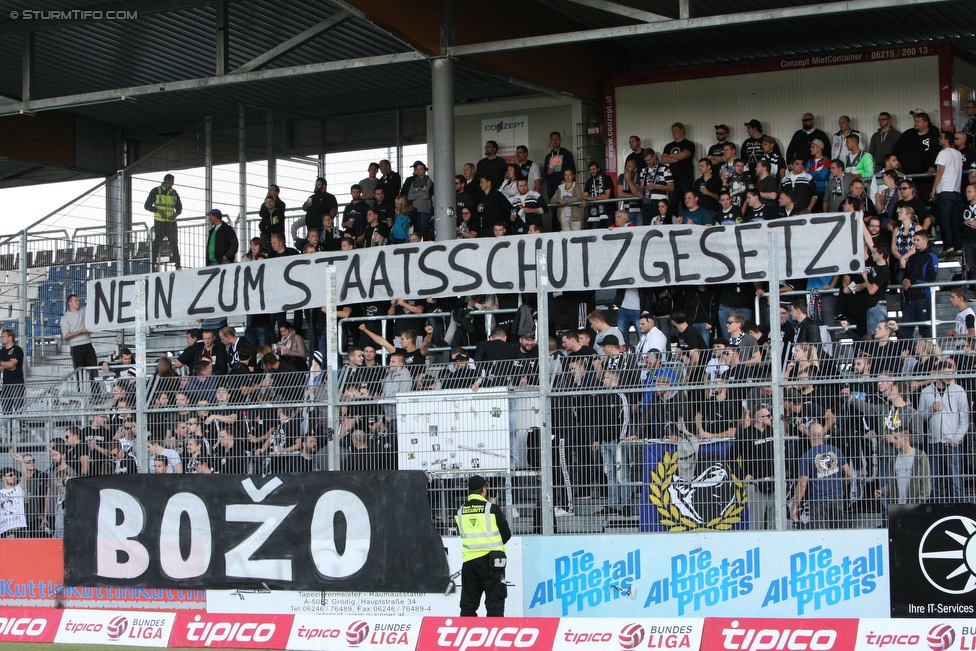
xmin=153 ymin=186 xmax=178 ymax=222
xmin=455 ymin=494 xmax=505 ymax=562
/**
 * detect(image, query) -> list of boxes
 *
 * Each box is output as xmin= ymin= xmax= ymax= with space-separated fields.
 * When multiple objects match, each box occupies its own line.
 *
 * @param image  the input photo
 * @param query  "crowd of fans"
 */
xmin=5 ymin=285 xmax=976 ymax=537
xmin=4 ymin=107 xmax=976 ymax=538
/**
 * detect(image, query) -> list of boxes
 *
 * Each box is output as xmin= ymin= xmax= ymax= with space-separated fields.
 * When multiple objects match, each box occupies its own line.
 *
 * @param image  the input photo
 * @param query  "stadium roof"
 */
xmin=0 ymin=0 xmax=973 ymax=185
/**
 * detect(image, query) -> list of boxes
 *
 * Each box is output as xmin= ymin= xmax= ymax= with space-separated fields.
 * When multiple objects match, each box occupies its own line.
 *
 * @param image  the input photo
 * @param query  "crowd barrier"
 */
xmin=3 ymin=608 xmax=976 ymax=650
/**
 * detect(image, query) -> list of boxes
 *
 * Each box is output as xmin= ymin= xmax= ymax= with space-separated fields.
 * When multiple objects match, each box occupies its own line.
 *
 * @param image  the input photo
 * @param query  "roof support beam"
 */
xmin=21 ymin=32 xmax=33 ymax=106
xmin=215 ymin=0 xmax=229 ymax=75
xmin=679 ymin=0 xmax=690 ymax=20
xmin=230 ymin=11 xmax=350 ymax=75
xmin=0 ymin=0 xmax=213 ymax=34
xmin=447 ymin=0 xmax=955 ymax=57
xmin=0 ymin=51 xmax=427 ymax=116
xmin=562 ymin=0 xmax=671 ymax=24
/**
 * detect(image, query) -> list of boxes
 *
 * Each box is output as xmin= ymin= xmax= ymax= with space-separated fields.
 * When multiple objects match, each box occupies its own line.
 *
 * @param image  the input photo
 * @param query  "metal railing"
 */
xmin=3 ymin=338 xmax=976 ymax=538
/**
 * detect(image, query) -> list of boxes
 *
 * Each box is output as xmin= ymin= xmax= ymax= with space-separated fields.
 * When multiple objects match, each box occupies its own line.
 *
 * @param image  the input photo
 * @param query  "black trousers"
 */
xmin=459 ymin=554 xmax=506 ymax=617
xmin=70 ymin=343 xmax=97 ymax=369
xmin=152 ymin=219 xmax=181 ymax=268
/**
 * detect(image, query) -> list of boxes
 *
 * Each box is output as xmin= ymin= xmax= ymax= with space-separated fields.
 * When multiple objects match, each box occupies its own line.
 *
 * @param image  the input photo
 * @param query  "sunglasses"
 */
xmin=898 ymin=187 xmax=911 ymax=191
xmin=726 ymin=320 xmax=738 ymax=325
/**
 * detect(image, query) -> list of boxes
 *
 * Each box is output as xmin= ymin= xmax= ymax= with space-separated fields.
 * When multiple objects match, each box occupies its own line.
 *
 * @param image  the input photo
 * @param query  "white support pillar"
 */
xmin=325 ymin=264 xmax=340 ymax=471
xmin=238 ymin=104 xmax=247 ymax=254
xmin=767 ymin=231 xmax=788 ymax=531
xmin=205 ymin=117 xmax=213 ymax=210
xmin=134 ymin=280 xmax=149 ymax=472
xmin=267 ymin=110 xmax=276 ymax=186
xmin=536 ymin=250 xmax=553 ymax=535
xmin=431 ymin=56 xmax=455 ymax=242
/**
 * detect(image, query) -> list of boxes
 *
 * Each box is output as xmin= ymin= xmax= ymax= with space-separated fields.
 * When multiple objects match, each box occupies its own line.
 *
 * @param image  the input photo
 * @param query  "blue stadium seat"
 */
xmin=67 ymin=264 xmax=87 ymax=280
xmin=40 ymin=283 xmax=60 ymax=300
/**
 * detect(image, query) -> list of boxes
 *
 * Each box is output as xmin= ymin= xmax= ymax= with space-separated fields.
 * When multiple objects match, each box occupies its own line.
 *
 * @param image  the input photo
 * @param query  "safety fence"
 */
xmin=4 ymin=339 xmax=976 ymax=538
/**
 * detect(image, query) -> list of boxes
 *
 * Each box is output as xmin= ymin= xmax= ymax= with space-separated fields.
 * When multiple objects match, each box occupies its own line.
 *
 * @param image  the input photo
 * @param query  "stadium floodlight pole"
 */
xmin=325 ymin=264 xmax=340 ymax=471
xmin=767 ymin=231 xmax=787 ymax=530
xmin=535 ymin=249 xmax=554 ymax=535
xmin=431 ymin=55 xmax=456 ymax=242
xmin=135 ymin=278 xmax=149 ymax=472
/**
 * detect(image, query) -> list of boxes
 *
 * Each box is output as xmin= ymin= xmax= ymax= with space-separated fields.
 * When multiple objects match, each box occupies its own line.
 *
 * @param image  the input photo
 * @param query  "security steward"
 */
xmin=455 ymin=475 xmax=511 ymax=617
xmin=145 ymin=173 xmax=183 ymax=271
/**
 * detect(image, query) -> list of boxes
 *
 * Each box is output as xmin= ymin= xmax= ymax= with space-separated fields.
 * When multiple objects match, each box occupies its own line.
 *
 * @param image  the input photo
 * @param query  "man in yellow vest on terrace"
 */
xmin=145 ymin=173 xmax=183 ymax=271
xmin=455 ymin=475 xmax=511 ymax=617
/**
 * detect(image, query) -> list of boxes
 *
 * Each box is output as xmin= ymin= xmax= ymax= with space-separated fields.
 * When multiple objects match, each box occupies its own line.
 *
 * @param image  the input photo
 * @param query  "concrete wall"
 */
xmin=428 ymin=95 xmax=582 ymax=180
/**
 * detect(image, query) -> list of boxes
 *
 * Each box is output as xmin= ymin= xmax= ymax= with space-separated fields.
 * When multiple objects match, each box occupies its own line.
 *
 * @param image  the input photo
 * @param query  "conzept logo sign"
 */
xmin=483 ymin=120 xmax=526 ymax=133
xmin=701 ymin=618 xmax=859 ymax=651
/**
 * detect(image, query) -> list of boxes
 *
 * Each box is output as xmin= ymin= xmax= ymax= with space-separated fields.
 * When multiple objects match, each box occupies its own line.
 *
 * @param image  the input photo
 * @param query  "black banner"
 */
xmin=63 ymin=471 xmax=450 ymax=592
xmin=889 ymin=503 xmax=976 ymax=617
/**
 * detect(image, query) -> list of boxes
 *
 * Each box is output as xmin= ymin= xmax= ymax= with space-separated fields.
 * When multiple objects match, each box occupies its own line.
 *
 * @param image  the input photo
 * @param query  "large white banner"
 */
xmin=86 ymin=217 xmax=862 ymax=330
xmin=522 ymin=530 xmax=889 ymax=619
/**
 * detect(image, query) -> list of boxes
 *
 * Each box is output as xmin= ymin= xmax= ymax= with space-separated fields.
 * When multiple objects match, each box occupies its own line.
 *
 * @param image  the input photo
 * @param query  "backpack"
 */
xmin=390 ymin=212 xmax=411 ymax=243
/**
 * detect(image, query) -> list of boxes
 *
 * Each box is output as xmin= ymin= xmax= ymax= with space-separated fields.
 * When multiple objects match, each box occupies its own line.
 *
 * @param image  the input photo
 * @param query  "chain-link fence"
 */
xmin=4 ymin=336 xmax=976 ymax=538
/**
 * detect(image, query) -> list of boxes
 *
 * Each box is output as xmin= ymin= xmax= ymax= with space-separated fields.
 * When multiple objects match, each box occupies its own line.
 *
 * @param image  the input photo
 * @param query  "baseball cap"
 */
xmin=468 ymin=475 xmax=487 ymax=493
xmin=810 ymin=138 xmax=825 ymax=150
xmin=412 ymin=160 xmax=427 ymax=169
xmin=601 ymin=334 xmax=620 ymax=347
xmin=714 ymin=124 xmax=730 ymax=133
xmin=744 ymin=119 xmax=763 ymax=130
xmin=207 ymin=208 xmax=224 ymax=218
xmin=910 ymin=109 xmax=930 ymax=121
